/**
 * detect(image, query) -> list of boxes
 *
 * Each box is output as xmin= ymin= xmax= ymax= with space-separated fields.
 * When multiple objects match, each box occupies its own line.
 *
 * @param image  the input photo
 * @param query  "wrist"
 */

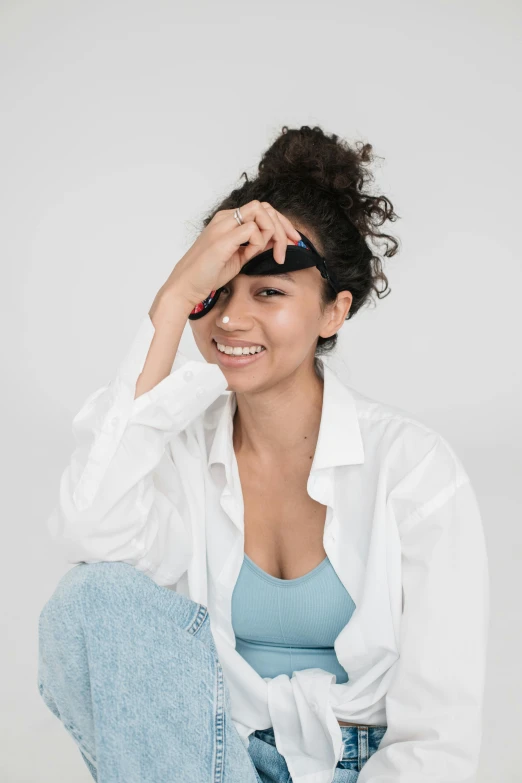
xmin=151 ymin=287 xmax=196 ymax=321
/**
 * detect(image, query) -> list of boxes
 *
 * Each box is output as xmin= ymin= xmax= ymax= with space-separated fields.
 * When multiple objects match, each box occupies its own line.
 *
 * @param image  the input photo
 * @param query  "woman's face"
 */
xmin=189 ymin=227 xmax=344 ymax=392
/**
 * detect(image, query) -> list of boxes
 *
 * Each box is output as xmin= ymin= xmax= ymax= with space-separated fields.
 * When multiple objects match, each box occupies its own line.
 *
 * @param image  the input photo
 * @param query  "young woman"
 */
xmin=38 ymin=125 xmax=489 ymax=783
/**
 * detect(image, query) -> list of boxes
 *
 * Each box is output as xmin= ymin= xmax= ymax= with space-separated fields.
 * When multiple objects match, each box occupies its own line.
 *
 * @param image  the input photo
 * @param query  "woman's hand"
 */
xmin=152 ymin=200 xmax=301 ymax=316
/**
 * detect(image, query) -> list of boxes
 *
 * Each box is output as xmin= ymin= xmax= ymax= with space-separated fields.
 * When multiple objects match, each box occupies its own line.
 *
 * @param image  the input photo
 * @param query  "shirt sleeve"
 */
xmin=47 ymin=313 xmax=229 ymax=586
xmin=357 ymin=442 xmax=490 ymax=782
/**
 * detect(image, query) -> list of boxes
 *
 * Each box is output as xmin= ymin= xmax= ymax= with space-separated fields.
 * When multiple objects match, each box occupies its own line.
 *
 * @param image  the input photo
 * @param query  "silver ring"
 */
xmin=234 ymin=207 xmax=244 ymax=226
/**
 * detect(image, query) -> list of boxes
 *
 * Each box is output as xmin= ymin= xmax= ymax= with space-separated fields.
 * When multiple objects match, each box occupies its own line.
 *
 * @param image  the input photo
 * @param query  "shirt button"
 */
xmin=183 ymin=369 xmax=194 ymax=381
xmin=195 ymin=386 xmax=204 ymax=398
xmin=310 ymin=702 xmax=319 ymax=713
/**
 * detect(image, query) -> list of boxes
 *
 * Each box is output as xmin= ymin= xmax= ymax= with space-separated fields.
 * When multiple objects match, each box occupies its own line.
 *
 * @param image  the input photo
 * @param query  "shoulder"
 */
xmin=346 ymin=382 xmax=470 ymax=492
xmin=345 ymin=385 xmax=474 ymax=537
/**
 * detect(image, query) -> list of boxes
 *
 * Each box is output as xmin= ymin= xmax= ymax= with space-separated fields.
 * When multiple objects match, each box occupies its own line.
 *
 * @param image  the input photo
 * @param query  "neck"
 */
xmin=232 ymin=362 xmax=324 ymax=466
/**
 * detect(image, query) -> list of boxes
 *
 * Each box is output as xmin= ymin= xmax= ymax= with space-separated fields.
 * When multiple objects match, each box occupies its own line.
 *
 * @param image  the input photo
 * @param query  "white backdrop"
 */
xmin=2 ymin=1 xmax=520 ymax=781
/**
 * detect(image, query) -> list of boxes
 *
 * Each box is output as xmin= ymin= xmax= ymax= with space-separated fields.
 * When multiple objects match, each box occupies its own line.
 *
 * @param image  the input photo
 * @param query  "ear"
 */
xmin=319 ymin=291 xmax=353 ymax=338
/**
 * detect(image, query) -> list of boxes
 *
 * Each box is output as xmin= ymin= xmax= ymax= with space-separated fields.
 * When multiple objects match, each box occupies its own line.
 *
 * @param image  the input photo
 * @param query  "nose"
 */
xmin=214 ymin=287 xmax=254 ymax=326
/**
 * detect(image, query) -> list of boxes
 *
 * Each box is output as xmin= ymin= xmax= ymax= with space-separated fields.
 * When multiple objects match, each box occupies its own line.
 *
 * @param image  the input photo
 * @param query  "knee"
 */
xmin=38 ymin=562 xmax=141 ymax=631
xmin=39 ymin=561 xmax=206 ymax=637
xmin=56 ymin=561 xmax=145 ymax=600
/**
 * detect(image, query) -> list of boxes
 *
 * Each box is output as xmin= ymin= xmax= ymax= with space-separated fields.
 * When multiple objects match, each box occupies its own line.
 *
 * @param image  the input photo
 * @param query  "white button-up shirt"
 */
xmin=48 ymin=314 xmax=490 ymax=783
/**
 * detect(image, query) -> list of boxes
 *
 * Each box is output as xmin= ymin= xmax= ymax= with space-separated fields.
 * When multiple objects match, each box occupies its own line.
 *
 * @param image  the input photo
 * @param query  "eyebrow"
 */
xmin=247 ymin=272 xmax=297 ymax=283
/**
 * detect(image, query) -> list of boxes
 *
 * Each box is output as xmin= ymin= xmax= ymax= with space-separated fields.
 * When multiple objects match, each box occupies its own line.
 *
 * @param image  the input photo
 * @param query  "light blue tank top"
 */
xmin=231 ymin=553 xmax=355 ymax=683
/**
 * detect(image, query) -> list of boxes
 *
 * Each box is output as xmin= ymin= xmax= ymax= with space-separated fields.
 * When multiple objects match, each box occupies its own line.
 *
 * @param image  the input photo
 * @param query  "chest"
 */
xmin=236 ymin=453 xmax=328 ymax=581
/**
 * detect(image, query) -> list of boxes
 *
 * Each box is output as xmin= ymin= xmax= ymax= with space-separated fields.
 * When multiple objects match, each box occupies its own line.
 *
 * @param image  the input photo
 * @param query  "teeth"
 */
xmin=215 ymin=341 xmax=265 ymax=356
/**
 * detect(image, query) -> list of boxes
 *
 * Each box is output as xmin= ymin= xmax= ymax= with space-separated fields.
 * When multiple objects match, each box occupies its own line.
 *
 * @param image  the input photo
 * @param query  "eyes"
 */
xmin=220 ymin=287 xmax=284 ymax=298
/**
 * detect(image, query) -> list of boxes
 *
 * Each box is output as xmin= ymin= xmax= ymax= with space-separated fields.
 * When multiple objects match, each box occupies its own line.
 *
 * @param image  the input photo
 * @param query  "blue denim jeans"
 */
xmin=38 ymin=562 xmax=386 ymax=782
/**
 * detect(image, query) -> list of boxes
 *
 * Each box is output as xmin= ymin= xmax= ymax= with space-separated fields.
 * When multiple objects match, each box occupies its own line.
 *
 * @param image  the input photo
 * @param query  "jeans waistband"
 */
xmin=253 ymin=724 xmax=387 ymax=746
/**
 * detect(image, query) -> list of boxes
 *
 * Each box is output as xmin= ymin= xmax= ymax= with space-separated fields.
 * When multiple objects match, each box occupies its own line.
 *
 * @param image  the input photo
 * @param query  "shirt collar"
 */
xmin=207 ymin=357 xmax=365 ymax=473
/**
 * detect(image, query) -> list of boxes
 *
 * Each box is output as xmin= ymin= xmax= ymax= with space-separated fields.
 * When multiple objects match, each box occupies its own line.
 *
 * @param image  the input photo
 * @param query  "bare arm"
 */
xmin=134 ymin=289 xmax=196 ymax=399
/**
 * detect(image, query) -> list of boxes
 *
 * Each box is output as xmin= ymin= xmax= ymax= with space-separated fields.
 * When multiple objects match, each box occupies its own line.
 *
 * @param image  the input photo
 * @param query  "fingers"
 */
xmin=236 ymin=222 xmax=266 ymax=265
xmin=232 ymin=200 xmax=285 ymax=263
xmin=260 ymin=202 xmax=301 ymax=263
xmin=257 ymin=202 xmax=289 ymax=264
xmin=215 ymin=200 xmax=301 ymax=265
xmin=246 ymin=201 xmax=283 ymax=262
xmin=275 ymin=210 xmax=302 ymax=243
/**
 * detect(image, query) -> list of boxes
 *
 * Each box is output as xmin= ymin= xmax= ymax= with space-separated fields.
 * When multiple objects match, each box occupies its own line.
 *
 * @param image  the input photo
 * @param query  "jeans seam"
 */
xmin=212 ymin=659 xmax=225 ymax=783
xmin=358 ymin=726 xmax=369 ymax=770
xmin=39 ymin=681 xmax=97 ymax=768
xmin=41 ymin=583 xmax=99 ymax=773
xmin=185 ymin=603 xmax=209 ymax=636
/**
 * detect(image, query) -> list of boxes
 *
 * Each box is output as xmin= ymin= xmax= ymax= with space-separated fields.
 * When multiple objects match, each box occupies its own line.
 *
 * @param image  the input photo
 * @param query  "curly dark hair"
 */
xmin=199 ymin=125 xmax=400 ymax=368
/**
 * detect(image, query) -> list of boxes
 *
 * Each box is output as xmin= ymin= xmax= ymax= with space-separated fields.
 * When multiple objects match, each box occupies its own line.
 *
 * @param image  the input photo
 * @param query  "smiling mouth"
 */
xmin=212 ymin=338 xmax=266 ymax=355
xmin=211 ymin=340 xmax=267 ymax=365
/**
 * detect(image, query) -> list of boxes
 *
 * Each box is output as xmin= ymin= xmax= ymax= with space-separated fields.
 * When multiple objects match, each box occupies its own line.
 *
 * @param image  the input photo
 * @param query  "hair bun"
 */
xmin=257 ymin=125 xmax=368 ymax=195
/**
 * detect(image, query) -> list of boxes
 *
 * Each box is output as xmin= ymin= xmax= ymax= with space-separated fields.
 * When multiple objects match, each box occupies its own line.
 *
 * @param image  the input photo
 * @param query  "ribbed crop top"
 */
xmin=231 ymin=553 xmax=355 ymax=684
